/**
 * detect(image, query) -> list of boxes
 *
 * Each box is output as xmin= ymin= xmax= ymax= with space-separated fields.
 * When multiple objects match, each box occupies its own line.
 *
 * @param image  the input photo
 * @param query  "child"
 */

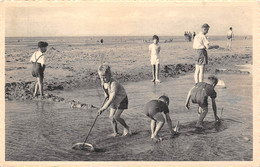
xmin=97 ymin=64 xmax=131 ymax=136
xmin=185 ymin=75 xmax=220 ymax=129
xmin=149 ymin=35 xmax=161 ymax=83
xmin=30 ymin=41 xmax=48 ymax=97
xmin=144 ymin=95 xmax=177 ymax=142
xmin=226 ymin=27 xmax=234 ymax=50
xmin=193 ymin=24 xmax=214 ymax=83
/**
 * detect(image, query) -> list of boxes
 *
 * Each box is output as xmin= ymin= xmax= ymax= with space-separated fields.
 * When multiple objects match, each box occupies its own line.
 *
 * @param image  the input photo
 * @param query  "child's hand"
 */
xmin=98 ymin=108 xmax=105 ymax=116
xmin=185 ymin=103 xmax=190 ymax=110
xmin=215 ymin=116 xmax=220 ymax=122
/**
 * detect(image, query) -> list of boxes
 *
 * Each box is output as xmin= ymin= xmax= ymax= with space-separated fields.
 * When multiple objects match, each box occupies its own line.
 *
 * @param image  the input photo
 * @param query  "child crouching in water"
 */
xmin=97 ymin=64 xmax=131 ymax=136
xmin=185 ymin=75 xmax=220 ymax=129
xmin=144 ymin=95 xmax=178 ymax=142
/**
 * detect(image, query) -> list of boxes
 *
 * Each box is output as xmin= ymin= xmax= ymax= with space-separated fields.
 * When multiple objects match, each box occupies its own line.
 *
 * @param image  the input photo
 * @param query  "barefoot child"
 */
xmin=193 ymin=24 xmax=215 ymax=83
xmin=97 ymin=64 xmax=131 ymax=136
xmin=149 ymin=35 xmax=161 ymax=83
xmin=30 ymin=41 xmax=48 ymax=97
xmin=144 ymin=95 xmax=177 ymax=142
xmin=185 ymin=75 xmax=220 ymax=129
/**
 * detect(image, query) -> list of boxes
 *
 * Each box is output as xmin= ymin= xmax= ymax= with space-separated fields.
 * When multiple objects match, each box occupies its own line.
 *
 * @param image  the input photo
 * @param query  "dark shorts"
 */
xmin=111 ymin=96 xmax=128 ymax=110
xmin=146 ymin=112 xmax=165 ymax=122
xmin=227 ymin=36 xmax=232 ymax=40
xmin=34 ymin=63 xmax=44 ymax=79
xmin=195 ymin=49 xmax=208 ymax=65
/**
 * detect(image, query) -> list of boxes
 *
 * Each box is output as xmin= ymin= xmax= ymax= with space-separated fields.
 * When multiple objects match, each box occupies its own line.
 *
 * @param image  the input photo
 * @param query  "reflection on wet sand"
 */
xmin=5 ymin=74 xmax=252 ymax=161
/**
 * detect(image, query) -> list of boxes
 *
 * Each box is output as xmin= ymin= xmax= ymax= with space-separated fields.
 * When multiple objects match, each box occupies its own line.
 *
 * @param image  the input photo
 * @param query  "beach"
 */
xmin=5 ymin=36 xmax=252 ymax=161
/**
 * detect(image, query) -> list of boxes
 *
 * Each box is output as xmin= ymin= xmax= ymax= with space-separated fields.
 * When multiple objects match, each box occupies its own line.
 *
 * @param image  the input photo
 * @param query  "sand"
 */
xmin=5 ymin=36 xmax=252 ymax=106
xmin=4 ymin=36 xmax=253 ymax=161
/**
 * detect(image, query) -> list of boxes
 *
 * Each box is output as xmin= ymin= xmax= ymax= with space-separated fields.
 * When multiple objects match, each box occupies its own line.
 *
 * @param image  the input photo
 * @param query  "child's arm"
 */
xmin=164 ymin=113 xmax=175 ymax=134
xmin=211 ymin=98 xmax=219 ymax=121
xmin=185 ymin=87 xmax=194 ymax=110
xmin=98 ymin=82 xmax=118 ymax=115
xmin=202 ymin=36 xmax=210 ymax=49
xmin=149 ymin=45 xmax=151 ymax=55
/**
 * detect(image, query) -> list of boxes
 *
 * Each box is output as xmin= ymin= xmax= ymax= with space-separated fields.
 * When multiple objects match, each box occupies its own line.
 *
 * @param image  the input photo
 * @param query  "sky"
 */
xmin=5 ymin=3 xmax=252 ymax=37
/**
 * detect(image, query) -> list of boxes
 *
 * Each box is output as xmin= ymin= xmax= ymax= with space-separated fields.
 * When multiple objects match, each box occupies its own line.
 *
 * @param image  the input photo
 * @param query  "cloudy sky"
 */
xmin=5 ymin=3 xmax=252 ymax=37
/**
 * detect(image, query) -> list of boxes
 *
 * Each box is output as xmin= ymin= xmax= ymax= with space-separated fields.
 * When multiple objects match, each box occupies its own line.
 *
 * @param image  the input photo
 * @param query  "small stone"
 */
xmin=243 ymin=137 xmax=250 ymax=141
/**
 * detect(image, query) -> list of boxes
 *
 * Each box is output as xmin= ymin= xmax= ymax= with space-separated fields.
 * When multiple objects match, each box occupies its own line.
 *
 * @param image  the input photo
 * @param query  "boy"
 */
xmin=185 ymin=75 xmax=220 ymax=129
xmin=97 ymin=64 xmax=131 ymax=136
xmin=193 ymin=24 xmax=214 ymax=84
xmin=149 ymin=35 xmax=161 ymax=83
xmin=30 ymin=41 xmax=48 ymax=97
xmin=144 ymin=95 xmax=177 ymax=142
xmin=226 ymin=27 xmax=234 ymax=50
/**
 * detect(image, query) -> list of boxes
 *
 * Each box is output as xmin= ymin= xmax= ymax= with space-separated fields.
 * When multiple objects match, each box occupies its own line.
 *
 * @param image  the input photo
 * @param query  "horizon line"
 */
xmin=5 ymin=35 xmax=252 ymax=38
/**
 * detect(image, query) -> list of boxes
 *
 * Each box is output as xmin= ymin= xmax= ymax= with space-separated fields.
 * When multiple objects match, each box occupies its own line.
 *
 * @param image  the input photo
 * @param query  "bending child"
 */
xmin=185 ymin=75 xmax=220 ymax=129
xmin=97 ymin=64 xmax=131 ymax=136
xmin=149 ymin=35 xmax=161 ymax=83
xmin=144 ymin=95 xmax=178 ymax=142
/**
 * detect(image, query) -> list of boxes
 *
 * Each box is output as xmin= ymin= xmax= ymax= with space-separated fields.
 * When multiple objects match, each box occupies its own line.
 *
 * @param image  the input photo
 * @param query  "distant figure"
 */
xmin=226 ymin=27 xmax=234 ymax=50
xmin=149 ymin=35 xmax=161 ymax=83
xmin=97 ymin=64 xmax=131 ymax=137
xmin=193 ymin=32 xmax=196 ymax=40
xmin=188 ymin=32 xmax=192 ymax=42
xmin=184 ymin=32 xmax=187 ymax=41
xmin=30 ymin=41 xmax=48 ymax=98
xmin=100 ymin=39 xmax=103 ymax=44
xmin=185 ymin=75 xmax=220 ymax=129
xmin=193 ymin=23 xmax=215 ymax=83
xmin=144 ymin=95 xmax=178 ymax=142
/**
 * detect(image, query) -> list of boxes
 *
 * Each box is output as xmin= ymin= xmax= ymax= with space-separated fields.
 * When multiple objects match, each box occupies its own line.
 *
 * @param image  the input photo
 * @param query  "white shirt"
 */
xmin=149 ymin=43 xmax=160 ymax=60
xmin=193 ymin=32 xmax=209 ymax=49
xmin=227 ymin=30 xmax=233 ymax=37
xmin=30 ymin=50 xmax=45 ymax=66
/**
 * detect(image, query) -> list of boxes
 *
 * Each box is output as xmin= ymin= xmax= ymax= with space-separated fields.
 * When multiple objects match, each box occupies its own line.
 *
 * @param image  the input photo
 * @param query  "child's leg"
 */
xmin=194 ymin=64 xmax=200 ymax=83
xmin=39 ymin=76 xmax=44 ymax=96
xmin=152 ymin=64 xmax=156 ymax=81
xmin=153 ymin=122 xmax=164 ymax=139
xmin=155 ymin=63 xmax=160 ymax=82
xmin=151 ymin=113 xmax=165 ymax=139
xmin=109 ymin=108 xmax=119 ymax=135
xmin=150 ymin=119 xmax=156 ymax=138
xmin=196 ymin=106 xmax=208 ymax=127
xmin=114 ymin=109 xmax=131 ymax=136
xmin=198 ymin=65 xmax=205 ymax=83
xmin=114 ymin=109 xmax=128 ymax=128
xmin=33 ymin=78 xmax=40 ymax=97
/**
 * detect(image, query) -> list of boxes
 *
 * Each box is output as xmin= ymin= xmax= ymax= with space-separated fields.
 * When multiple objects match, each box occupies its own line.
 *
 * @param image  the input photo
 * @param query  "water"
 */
xmin=5 ymin=74 xmax=252 ymax=161
xmin=5 ymin=36 xmax=251 ymax=47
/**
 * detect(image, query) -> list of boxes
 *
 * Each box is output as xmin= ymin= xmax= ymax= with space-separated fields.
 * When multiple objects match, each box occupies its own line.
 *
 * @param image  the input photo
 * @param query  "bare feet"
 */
xmin=108 ymin=133 xmax=120 ymax=137
xmin=155 ymin=79 xmax=161 ymax=83
xmin=151 ymin=79 xmax=155 ymax=82
xmin=195 ymin=122 xmax=204 ymax=129
xmin=151 ymin=136 xmax=162 ymax=143
xmin=123 ymin=126 xmax=131 ymax=136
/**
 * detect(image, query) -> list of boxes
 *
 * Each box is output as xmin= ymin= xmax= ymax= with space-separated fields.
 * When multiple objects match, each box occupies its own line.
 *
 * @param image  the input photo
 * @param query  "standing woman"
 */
xmin=30 ymin=41 xmax=48 ymax=97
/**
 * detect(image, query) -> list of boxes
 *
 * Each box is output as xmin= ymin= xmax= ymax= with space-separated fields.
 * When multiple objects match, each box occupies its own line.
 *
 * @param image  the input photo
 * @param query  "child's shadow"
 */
xmin=180 ymin=120 xmax=228 ymax=136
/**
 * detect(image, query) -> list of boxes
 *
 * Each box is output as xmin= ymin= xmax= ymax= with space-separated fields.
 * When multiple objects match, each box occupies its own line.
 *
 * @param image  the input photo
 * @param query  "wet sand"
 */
xmin=5 ymin=37 xmax=252 ymax=104
xmin=5 ymin=36 xmax=252 ymax=161
xmin=5 ymin=73 xmax=252 ymax=161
